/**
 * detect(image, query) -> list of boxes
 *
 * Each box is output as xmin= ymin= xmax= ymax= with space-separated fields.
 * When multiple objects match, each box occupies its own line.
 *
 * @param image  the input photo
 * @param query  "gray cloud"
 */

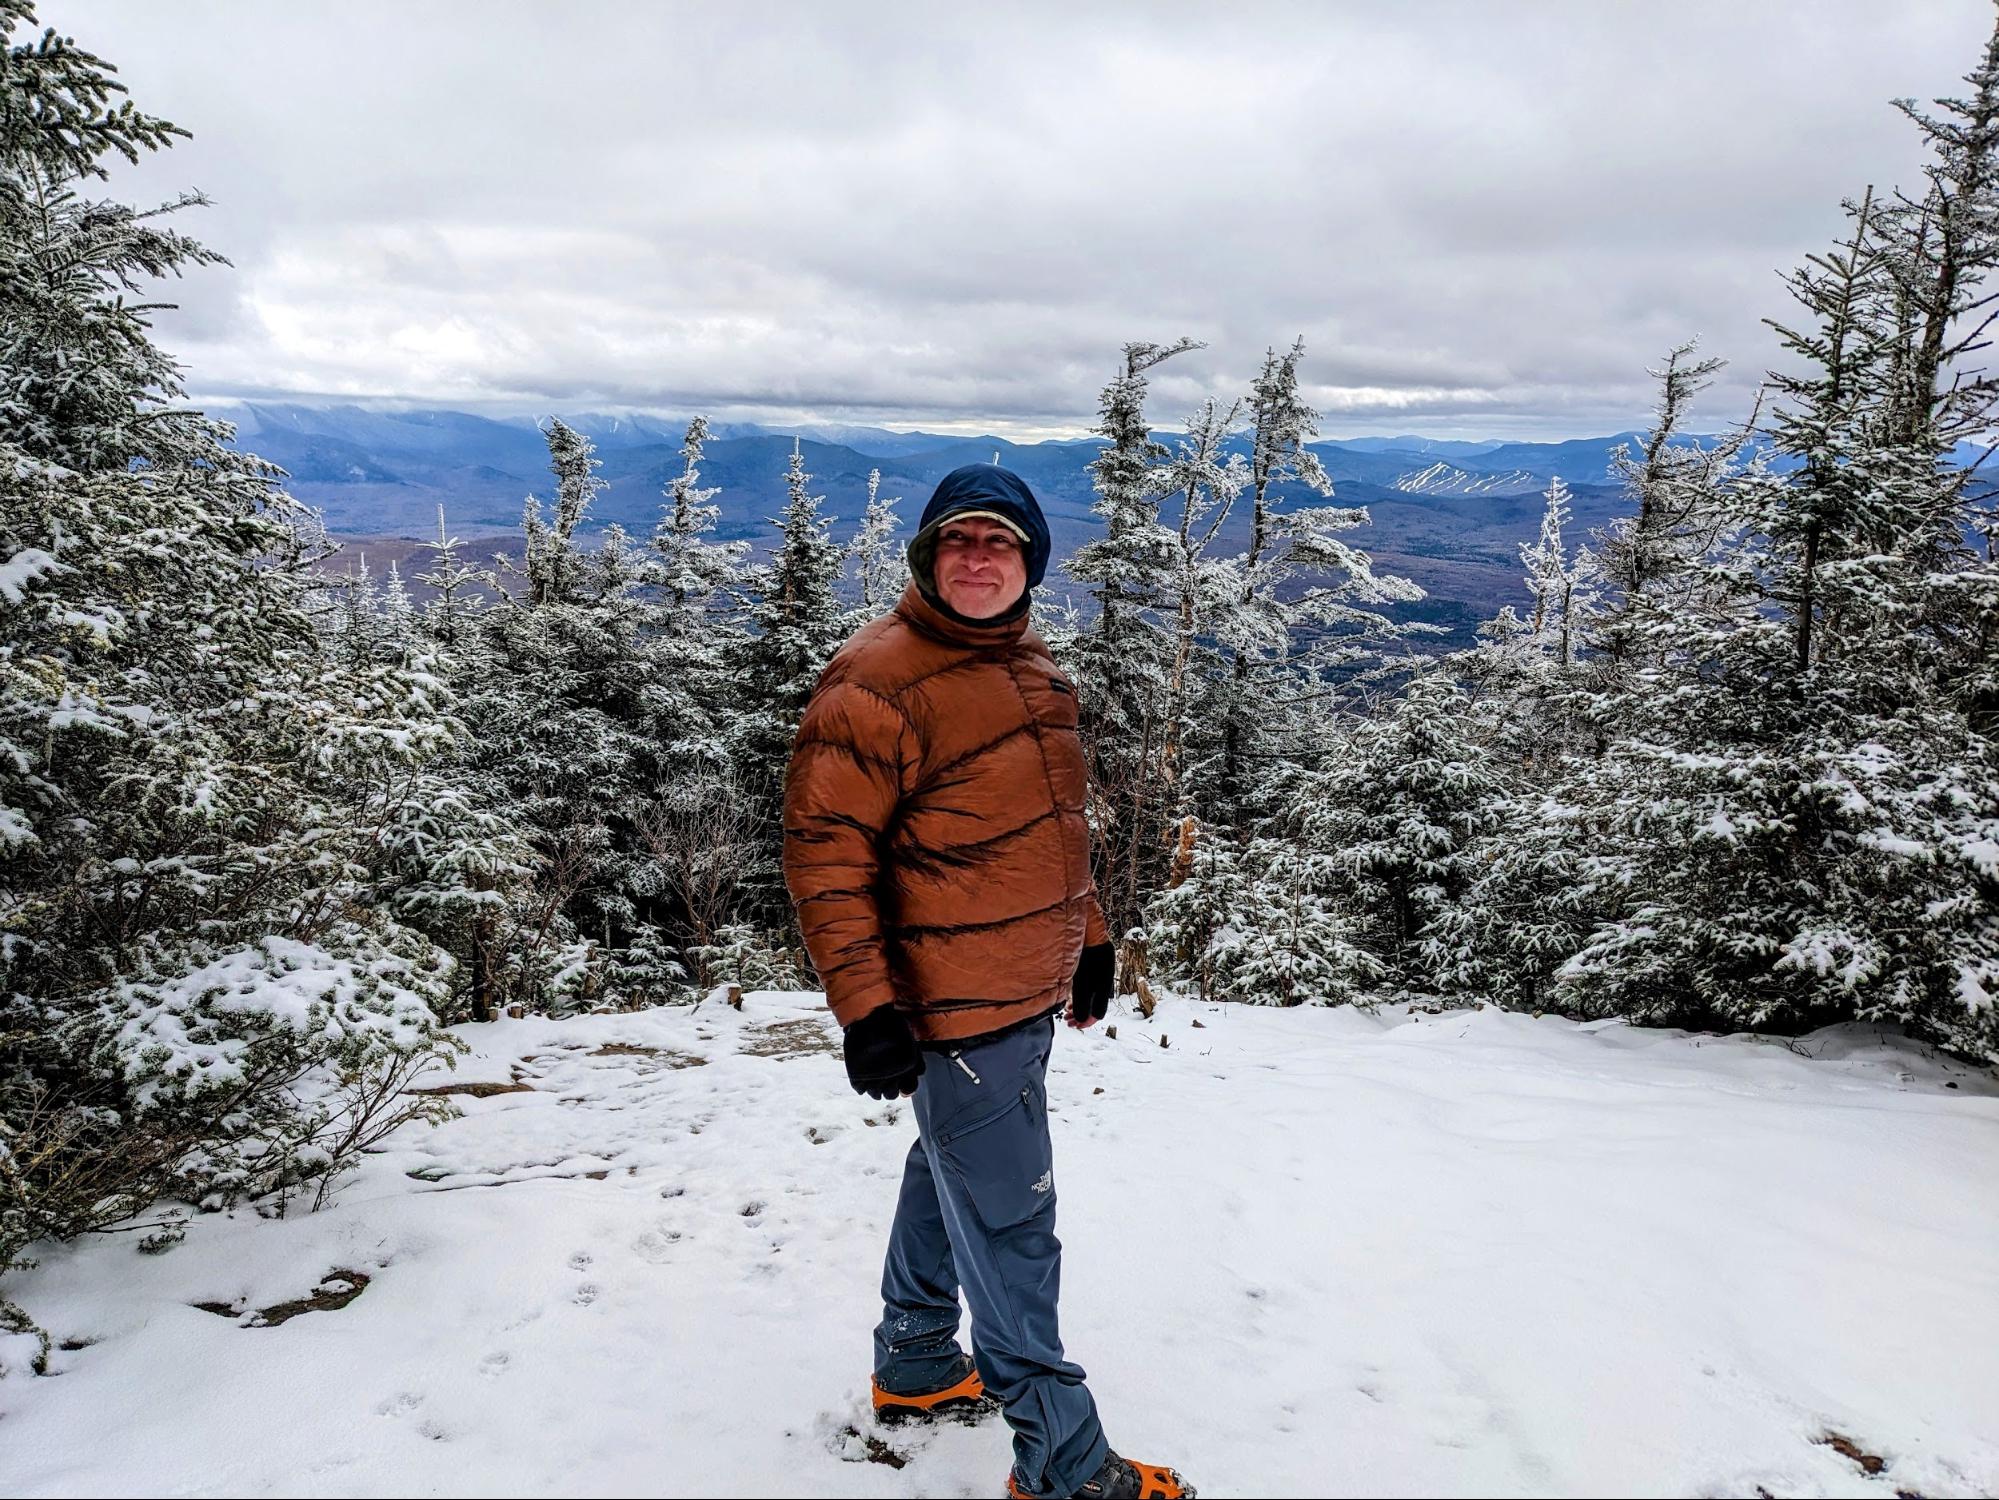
xmin=47 ymin=0 xmax=1997 ymax=438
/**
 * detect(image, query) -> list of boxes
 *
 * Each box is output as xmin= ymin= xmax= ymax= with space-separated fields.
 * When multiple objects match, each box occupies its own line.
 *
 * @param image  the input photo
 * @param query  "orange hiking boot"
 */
xmin=871 ymin=1354 xmax=996 ymax=1424
xmin=1006 ymin=1451 xmax=1197 ymax=1500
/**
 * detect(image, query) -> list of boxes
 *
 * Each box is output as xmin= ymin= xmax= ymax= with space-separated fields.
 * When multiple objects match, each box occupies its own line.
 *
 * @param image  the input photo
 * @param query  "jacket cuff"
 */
xmin=1084 ymin=891 xmax=1111 ymax=949
xmin=828 ymin=980 xmax=897 ymax=1031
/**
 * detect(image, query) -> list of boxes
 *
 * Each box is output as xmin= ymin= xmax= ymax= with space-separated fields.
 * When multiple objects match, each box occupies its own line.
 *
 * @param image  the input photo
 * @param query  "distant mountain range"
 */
xmin=221 ymin=400 xmax=1672 ymax=540
xmin=220 ymin=401 xmax=1985 ymax=646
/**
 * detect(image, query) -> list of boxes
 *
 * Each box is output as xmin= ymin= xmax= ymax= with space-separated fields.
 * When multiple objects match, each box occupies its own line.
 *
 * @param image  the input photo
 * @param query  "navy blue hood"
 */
xmin=906 ymin=463 xmax=1051 ymax=605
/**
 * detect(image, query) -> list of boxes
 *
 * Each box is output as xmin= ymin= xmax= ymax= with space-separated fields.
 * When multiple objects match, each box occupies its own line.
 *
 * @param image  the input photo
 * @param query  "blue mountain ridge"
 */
xmin=214 ymin=402 xmax=1733 ymax=537
xmin=222 ymin=403 xmax=1987 ymax=646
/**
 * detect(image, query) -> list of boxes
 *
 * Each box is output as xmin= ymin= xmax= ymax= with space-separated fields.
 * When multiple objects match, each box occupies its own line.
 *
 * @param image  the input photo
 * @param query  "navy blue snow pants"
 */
xmin=871 ymin=1013 xmax=1109 ymax=1498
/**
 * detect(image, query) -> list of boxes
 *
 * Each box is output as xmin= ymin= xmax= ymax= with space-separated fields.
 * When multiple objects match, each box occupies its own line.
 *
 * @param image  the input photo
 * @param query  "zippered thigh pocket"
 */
xmin=937 ymin=1084 xmax=1054 ymax=1231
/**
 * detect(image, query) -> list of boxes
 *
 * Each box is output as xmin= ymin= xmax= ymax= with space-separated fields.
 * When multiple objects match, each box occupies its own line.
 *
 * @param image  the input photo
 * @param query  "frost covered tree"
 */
xmin=643 ymin=415 xmax=748 ymax=780
xmin=1593 ymin=341 xmax=1753 ymax=668
xmin=1063 ymin=339 xmax=1198 ymax=949
xmin=453 ymin=420 xmax=685 ymax=1014
xmin=0 ymin=6 xmax=481 ymax=1327
xmin=378 ymin=560 xmax=416 ymax=659
xmin=1063 ymin=337 xmax=1424 ymax=963
xmin=1425 ymin=790 xmax=1607 ymax=1012
xmin=414 ymin=506 xmax=482 ymax=650
xmin=1310 ymin=675 xmax=1511 ymax=992
xmin=732 ymin=438 xmax=848 ymax=766
xmin=1071 ymin=338 xmax=1200 ymax=659
xmin=520 ymin=418 xmax=602 ymax=608
xmin=1546 ymin=613 xmax=1999 ymax=1054
xmin=327 ymin=552 xmax=383 ymax=668
xmin=1210 ymin=340 xmax=1426 ymax=822
xmin=1155 ymin=399 xmax=1249 ymax=808
xmin=1881 ymin=22 xmax=1999 ymax=456
xmin=1480 ymin=22 xmax=1999 ymax=1058
xmin=727 ymin=439 xmax=849 ymax=921
xmin=1141 ymin=818 xmax=1381 ymax=1008
xmin=1460 ymin=476 xmax=1606 ymax=769
xmin=683 ymin=921 xmax=808 ymax=997
xmin=0 ymin=14 xmax=229 ymax=474
xmin=650 ymin=416 xmax=744 ymax=618
xmin=1517 ymin=477 xmax=1602 ymax=667
xmin=1869 ymin=43 xmax=1999 ymax=727
xmin=1079 ymin=382 xmax=1247 ymax=936
xmin=848 ymin=467 xmax=908 ymax=615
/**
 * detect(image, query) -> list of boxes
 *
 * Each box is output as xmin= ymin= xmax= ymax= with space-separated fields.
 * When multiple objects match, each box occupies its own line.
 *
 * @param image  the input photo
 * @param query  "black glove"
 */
xmin=1069 ymin=942 xmax=1115 ymax=1027
xmin=844 ymin=1005 xmax=923 ymax=1100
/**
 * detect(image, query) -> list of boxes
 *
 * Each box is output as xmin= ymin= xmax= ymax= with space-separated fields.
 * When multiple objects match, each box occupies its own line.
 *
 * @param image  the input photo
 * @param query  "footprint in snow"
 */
xmin=633 ymin=1227 xmax=683 ymax=1262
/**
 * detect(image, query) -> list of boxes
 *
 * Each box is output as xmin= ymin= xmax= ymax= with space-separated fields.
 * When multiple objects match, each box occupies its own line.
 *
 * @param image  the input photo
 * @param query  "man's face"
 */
xmin=934 ymin=516 xmax=1028 ymax=619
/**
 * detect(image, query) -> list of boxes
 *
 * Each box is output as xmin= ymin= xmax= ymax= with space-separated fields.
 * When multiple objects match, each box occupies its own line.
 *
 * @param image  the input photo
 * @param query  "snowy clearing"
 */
xmin=2 ymin=994 xmax=1995 ymax=1499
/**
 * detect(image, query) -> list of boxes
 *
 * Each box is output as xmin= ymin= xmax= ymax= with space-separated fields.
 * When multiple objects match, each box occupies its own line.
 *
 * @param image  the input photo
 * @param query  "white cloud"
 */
xmin=53 ymin=0 xmax=1997 ymax=438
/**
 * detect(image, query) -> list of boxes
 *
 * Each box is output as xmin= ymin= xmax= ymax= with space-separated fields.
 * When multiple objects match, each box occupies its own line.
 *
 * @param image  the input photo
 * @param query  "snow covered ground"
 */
xmin=2 ymin=992 xmax=1995 ymax=1499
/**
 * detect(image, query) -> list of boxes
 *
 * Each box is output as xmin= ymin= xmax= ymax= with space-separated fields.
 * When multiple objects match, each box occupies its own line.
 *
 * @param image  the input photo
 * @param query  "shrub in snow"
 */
xmin=685 ymin=923 xmax=808 ymax=996
xmin=0 ymin=1311 xmax=48 ymax=1379
xmin=96 ymin=927 xmax=459 ymax=1206
xmin=1 ymin=925 xmax=460 ymax=1317
xmin=1422 ymin=793 xmax=1608 ymax=1013
xmin=1142 ymin=820 xmax=1382 ymax=1006
xmin=1308 ymin=677 xmax=1511 ymax=993
xmin=598 ymin=926 xmax=689 ymax=1010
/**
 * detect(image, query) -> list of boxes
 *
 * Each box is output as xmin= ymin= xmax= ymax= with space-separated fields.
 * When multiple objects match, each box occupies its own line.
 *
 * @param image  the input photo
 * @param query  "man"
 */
xmin=782 ymin=464 xmax=1194 ymax=1500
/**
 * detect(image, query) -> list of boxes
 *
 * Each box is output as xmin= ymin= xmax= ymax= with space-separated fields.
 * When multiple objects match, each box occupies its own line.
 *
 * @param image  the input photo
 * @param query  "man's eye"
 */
xmin=939 ymin=530 xmax=1015 ymax=551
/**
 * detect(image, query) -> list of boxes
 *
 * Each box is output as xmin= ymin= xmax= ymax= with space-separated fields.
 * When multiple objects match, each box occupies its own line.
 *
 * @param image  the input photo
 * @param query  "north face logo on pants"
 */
xmin=1030 ymin=1170 xmax=1053 ymax=1195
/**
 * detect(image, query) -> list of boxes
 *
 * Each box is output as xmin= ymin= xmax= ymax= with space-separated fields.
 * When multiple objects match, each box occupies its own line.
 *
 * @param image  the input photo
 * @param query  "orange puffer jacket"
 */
xmin=782 ymin=581 xmax=1110 ymax=1042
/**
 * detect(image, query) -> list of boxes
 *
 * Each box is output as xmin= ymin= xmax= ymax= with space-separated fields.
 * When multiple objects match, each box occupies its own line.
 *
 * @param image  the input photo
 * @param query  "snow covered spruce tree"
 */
xmin=1429 ymin=348 xmax=1756 ymax=1017
xmin=1209 ymin=340 xmax=1427 ymax=826
xmin=726 ymin=439 xmax=847 ymax=931
xmin=1062 ymin=337 xmax=1430 ymax=1002
xmin=1140 ymin=813 xmax=1382 ymax=1008
xmin=1062 ymin=339 xmax=1200 ymax=948
xmin=1438 ymin=477 xmax=1619 ymax=1009
xmin=414 ymin=505 xmax=483 ymax=651
xmin=848 ymin=466 xmax=908 ymax=615
xmin=1153 ymin=399 xmax=1250 ymax=812
xmin=1874 ymin=51 xmax=1999 ymax=732
xmin=0 ymin=5 xmax=484 ymax=1326
xmin=1593 ymin=342 xmax=1750 ymax=660
xmin=1516 ymin=477 xmax=1604 ymax=672
xmin=1301 ymin=675 xmax=1510 ymax=994
xmin=451 ymin=420 xmax=686 ymax=1014
xmin=1459 ymin=475 xmax=1606 ymax=771
xmin=1488 ymin=29 xmax=1999 ymax=1058
xmin=625 ymin=416 xmax=759 ymax=984
xmin=649 ymin=416 xmax=747 ymax=645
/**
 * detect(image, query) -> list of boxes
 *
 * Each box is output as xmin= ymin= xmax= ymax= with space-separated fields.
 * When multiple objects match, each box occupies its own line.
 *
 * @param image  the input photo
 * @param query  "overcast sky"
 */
xmin=49 ymin=1 xmax=1999 ymax=440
